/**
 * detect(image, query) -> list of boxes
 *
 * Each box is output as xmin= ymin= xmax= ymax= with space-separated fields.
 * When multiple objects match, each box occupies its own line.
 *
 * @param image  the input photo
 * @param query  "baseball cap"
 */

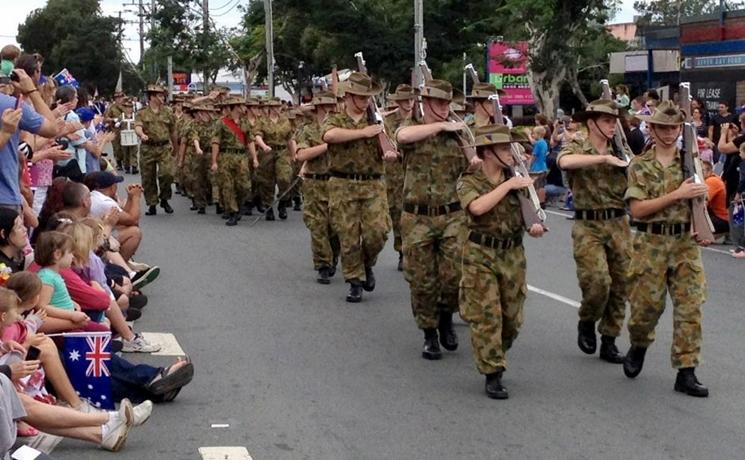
xmin=85 ymin=171 xmax=124 ymax=189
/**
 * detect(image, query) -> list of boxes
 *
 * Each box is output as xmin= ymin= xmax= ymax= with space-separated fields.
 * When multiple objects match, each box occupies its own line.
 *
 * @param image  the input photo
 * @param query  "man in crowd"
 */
xmin=702 ymin=160 xmax=730 ymax=235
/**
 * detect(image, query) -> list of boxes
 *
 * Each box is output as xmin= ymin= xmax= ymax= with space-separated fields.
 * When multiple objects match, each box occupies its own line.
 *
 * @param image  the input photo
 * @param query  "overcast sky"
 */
xmin=1 ymin=0 xmax=638 ymax=69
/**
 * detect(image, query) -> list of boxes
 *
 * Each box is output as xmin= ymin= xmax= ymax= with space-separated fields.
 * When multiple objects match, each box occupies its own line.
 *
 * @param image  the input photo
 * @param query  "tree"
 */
xmin=634 ymin=0 xmax=745 ymax=26
xmin=17 ymin=0 xmax=123 ymax=95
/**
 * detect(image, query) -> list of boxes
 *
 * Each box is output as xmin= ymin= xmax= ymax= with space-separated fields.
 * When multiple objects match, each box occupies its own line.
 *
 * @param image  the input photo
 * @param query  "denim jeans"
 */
xmin=110 ymin=355 xmax=160 ymax=404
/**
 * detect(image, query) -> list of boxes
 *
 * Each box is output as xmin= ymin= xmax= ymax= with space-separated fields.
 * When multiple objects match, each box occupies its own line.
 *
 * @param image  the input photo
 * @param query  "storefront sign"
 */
xmin=486 ymin=41 xmax=535 ymax=105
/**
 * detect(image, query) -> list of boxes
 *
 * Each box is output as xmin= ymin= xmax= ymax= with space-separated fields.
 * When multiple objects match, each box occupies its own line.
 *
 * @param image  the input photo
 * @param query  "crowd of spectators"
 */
xmin=1 ymin=44 xmax=194 ymax=456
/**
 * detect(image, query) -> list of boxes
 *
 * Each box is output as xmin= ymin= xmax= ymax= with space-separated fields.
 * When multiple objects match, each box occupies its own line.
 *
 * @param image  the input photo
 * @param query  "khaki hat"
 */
xmin=421 ymin=79 xmax=453 ymax=101
xmin=220 ymin=96 xmax=245 ymax=107
xmin=472 ymin=124 xmax=513 ymax=148
xmin=572 ymin=99 xmax=621 ymax=122
xmin=245 ymin=97 xmax=261 ymax=106
xmin=264 ymin=97 xmax=283 ymax=107
xmin=342 ymin=72 xmax=383 ymax=96
xmin=211 ymin=85 xmax=231 ymax=94
xmin=113 ymin=91 xmax=125 ymax=98
xmin=121 ymin=99 xmax=134 ymax=108
xmin=145 ymin=84 xmax=166 ymax=94
xmin=450 ymin=88 xmax=467 ymax=112
xmin=635 ymin=100 xmax=685 ymax=126
xmin=468 ymin=82 xmax=505 ymax=99
xmin=171 ymin=93 xmax=187 ymax=102
xmin=311 ymin=91 xmax=337 ymax=107
xmin=389 ymin=84 xmax=417 ymax=101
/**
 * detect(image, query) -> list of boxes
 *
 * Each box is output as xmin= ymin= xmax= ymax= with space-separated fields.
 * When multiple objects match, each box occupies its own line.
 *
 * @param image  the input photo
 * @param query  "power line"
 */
xmin=209 ymin=0 xmax=238 ymax=11
xmin=211 ymin=1 xmax=240 ymax=17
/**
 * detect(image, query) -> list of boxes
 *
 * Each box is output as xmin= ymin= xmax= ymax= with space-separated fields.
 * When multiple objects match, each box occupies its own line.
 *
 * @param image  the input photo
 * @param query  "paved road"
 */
xmin=51 ymin=191 xmax=745 ymax=459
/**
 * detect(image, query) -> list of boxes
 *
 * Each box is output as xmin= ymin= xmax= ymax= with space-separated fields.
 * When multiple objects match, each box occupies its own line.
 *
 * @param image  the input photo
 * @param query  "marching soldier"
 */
xmin=185 ymin=104 xmax=217 ymax=214
xmin=457 ymin=124 xmax=545 ymax=399
xmin=622 ymin=101 xmax=709 ymax=397
xmin=385 ymin=84 xmax=417 ymax=271
xmin=287 ymin=108 xmax=306 ymax=212
xmin=244 ymin=98 xmax=266 ymax=215
xmin=118 ymin=99 xmax=138 ymax=174
xmin=172 ymin=94 xmax=189 ymax=196
xmin=295 ymin=91 xmax=341 ymax=284
xmin=467 ymin=83 xmax=510 ymax=128
xmin=322 ymin=72 xmax=394 ymax=302
xmin=211 ymin=97 xmax=258 ymax=226
xmin=254 ymin=98 xmax=294 ymax=221
xmin=396 ymin=79 xmax=467 ymax=360
xmin=134 ymin=84 xmax=177 ymax=215
xmin=557 ymin=100 xmax=631 ymax=364
xmin=176 ymin=102 xmax=198 ymax=209
xmin=105 ymin=91 xmax=126 ymax=171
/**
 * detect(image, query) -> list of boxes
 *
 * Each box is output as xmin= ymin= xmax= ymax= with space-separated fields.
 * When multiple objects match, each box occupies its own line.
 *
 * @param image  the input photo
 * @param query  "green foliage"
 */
xmin=634 ymin=0 xmax=745 ymax=26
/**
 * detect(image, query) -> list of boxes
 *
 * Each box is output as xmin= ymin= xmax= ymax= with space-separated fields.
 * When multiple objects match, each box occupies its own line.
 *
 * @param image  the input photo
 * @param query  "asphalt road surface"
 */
xmin=50 ymin=190 xmax=745 ymax=460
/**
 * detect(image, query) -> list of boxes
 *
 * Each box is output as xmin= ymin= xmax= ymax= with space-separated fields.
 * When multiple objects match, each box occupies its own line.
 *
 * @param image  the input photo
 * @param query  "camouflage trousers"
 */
xmin=385 ymin=160 xmax=404 ymax=253
xmin=290 ymin=160 xmax=303 ymax=202
xmin=627 ymin=231 xmax=706 ymax=369
xmin=329 ymin=177 xmax=391 ymax=282
xmin=120 ymin=145 xmax=137 ymax=170
xmin=187 ymin=152 xmax=211 ymax=208
xmin=216 ymin=153 xmax=251 ymax=214
xmin=256 ymin=148 xmax=293 ymax=207
xmin=401 ymin=210 xmax=466 ymax=329
xmin=571 ymin=217 xmax=631 ymax=337
xmin=112 ymin=139 xmax=122 ymax=167
xmin=302 ymin=178 xmax=340 ymax=270
xmin=139 ymin=144 xmax=174 ymax=206
xmin=459 ymin=238 xmax=527 ymax=374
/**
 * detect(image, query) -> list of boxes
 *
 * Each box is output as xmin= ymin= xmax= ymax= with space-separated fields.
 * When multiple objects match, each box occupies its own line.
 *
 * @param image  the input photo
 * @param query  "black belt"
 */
xmin=635 ymin=222 xmax=691 ymax=236
xmin=403 ymin=202 xmax=462 ymax=217
xmin=143 ymin=139 xmax=169 ymax=146
xmin=574 ymin=208 xmax=626 ymax=221
xmin=468 ymin=231 xmax=523 ymax=250
xmin=222 ymin=149 xmax=246 ymax=155
xmin=329 ymin=172 xmax=382 ymax=181
xmin=305 ymin=173 xmax=330 ymax=181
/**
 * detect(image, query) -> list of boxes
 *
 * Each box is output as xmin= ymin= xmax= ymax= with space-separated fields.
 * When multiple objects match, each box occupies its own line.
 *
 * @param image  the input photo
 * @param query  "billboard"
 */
xmin=486 ymin=41 xmax=535 ymax=105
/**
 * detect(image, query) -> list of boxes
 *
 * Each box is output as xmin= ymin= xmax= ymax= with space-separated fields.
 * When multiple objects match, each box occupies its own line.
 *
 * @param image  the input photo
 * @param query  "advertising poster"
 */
xmin=487 ymin=41 xmax=535 ymax=105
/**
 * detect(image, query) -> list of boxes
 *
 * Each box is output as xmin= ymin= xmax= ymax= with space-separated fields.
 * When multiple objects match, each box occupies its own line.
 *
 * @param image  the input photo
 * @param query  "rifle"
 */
xmin=353 ymin=52 xmax=398 ymax=156
xmin=599 ymin=79 xmax=632 ymax=163
xmin=489 ymin=94 xmax=547 ymax=227
xmin=417 ymin=60 xmax=477 ymax=164
xmin=464 ymin=64 xmax=479 ymax=84
xmin=679 ymin=82 xmax=716 ymax=243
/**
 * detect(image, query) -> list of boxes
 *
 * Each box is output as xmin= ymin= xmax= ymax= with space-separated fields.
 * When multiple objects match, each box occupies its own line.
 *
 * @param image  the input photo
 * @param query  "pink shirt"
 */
xmin=30 ymin=159 xmax=54 ymax=187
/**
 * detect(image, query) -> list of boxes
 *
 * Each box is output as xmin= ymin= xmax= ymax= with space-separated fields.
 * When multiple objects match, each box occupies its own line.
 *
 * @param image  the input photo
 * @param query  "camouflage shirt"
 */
xmin=192 ymin=119 xmax=216 ymax=151
xmin=322 ymin=112 xmax=383 ymax=176
xmin=296 ymin=121 xmax=328 ymax=174
xmin=135 ymin=105 xmax=176 ymax=143
xmin=625 ymin=147 xmax=691 ymax=224
xmin=399 ymin=118 xmax=467 ymax=206
xmin=458 ymin=168 xmax=524 ymax=239
xmin=105 ymin=103 xmax=124 ymax=132
xmin=255 ymin=116 xmax=293 ymax=148
xmin=557 ymin=138 xmax=629 ymax=210
xmin=211 ymin=117 xmax=252 ymax=153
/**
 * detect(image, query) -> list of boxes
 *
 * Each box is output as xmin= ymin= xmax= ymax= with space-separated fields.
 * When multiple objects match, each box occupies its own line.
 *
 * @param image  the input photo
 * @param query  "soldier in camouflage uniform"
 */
xmin=322 ymin=72 xmax=395 ymax=303
xmin=556 ymin=100 xmax=631 ymax=364
xmin=176 ymin=100 xmax=196 ymax=207
xmin=457 ymin=124 xmax=545 ymax=399
xmin=104 ymin=91 xmax=126 ymax=171
xmin=385 ymin=84 xmax=416 ymax=271
xmin=241 ymin=98 xmax=265 ymax=215
xmin=622 ymin=101 xmax=709 ymax=397
xmin=211 ymin=97 xmax=258 ymax=226
xmin=116 ymin=99 xmax=139 ymax=174
xmin=287 ymin=108 xmax=306 ymax=212
xmin=295 ymin=92 xmax=340 ymax=284
xmin=254 ymin=98 xmax=294 ymax=221
xmin=134 ymin=84 xmax=177 ymax=215
xmin=184 ymin=104 xmax=217 ymax=214
xmin=172 ymin=94 xmax=189 ymax=196
xmin=467 ymin=83 xmax=509 ymax=129
xmin=396 ymin=79 xmax=468 ymax=360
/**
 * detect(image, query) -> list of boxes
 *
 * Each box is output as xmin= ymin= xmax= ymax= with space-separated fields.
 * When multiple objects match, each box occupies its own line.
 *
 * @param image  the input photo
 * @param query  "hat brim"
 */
xmin=389 ymin=93 xmax=416 ymax=101
xmin=634 ymin=114 xmax=684 ymax=126
xmin=344 ymin=81 xmax=383 ymax=97
xmin=467 ymin=89 xmax=507 ymax=99
xmin=572 ymin=111 xmax=621 ymax=122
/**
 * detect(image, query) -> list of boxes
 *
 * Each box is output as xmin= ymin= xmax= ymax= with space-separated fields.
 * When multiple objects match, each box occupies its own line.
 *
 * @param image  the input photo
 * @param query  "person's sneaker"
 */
xmin=131 ymin=266 xmax=160 ymax=290
xmin=127 ymin=259 xmax=150 ymax=272
xmin=132 ymin=400 xmax=153 ymax=426
xmin=733 ymin=250 xmax=745 ymax=259
xmin=76 ymin=399 xmax=100 ymax=414
xmin=128 ymin=293 xmax=148 ymax=310
xmin=100 ymin=399 xmax=133 ymax=451
xmin=121 ymin=333 xmax=161 ymax=353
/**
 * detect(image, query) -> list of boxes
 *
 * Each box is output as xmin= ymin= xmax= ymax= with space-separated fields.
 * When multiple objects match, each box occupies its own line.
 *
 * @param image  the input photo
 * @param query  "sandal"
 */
xmin=17 ymin=421 xmax=40 ymax=437
xmin=146 ymin=356 xmax=194 ymax=396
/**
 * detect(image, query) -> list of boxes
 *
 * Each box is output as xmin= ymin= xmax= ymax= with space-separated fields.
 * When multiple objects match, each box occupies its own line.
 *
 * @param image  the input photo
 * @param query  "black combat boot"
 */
xmin=160 ymin=200 xmax=174 ymax=214
xmin=221 ymin=212 xmax=230 ymax=219
xmin=265 ymin=208 xmax=275 ymax=221
xmin=255 ymin=198 xmax=266 ymax=213
xmin=243 ymin=201 xmax=253 ymax=216
xmin=145 ymin=205 xmax=157 ymax=216
xmin=577 ymin=320 xmax=597 ymax=354
xmin=316 ymin=267 xmax=331 ymax=285
xmin=674 ymin=368 xmax=709 ymax=397
xmin=397 ymin=252 xmax=404 ymax=272
xmin=599 ymin=335 xmax=624 ymax=364
xmin=131 ymin=166 xmax=139 ymax=174
xmin=422 ymin=328 xmax=442 ymax=360
xmin=190 ymin=200 xmax=198 ymax=211
xmin=225 ymin=213 xmax=239 ymax=226
xmin=278 ymin=202 xmax=288 ymax=220
xmin=329 ymin=261 xmax=337 ymax=278
xmin=216 ymin=204 xmax=224 ymax=215
xmin=437 ymin=311 xmax=458 ymax=351
xmin=293 ymin=195 xmax=302 ymax=211
xmin=197 ymin=207 xmax=206 ymax=214
xmin=346 ymin=281 xmax=363 ymax=303
xmin=362 ymin=266 xmax=376 ymax=292
xmin=485 ymin=370 xmax=508 ymax=399
xmin=623 ymin=346 xmax=647 ymax=378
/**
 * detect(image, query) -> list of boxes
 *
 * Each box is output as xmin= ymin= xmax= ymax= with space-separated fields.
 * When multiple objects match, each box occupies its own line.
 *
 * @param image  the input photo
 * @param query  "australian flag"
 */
xmin=62 ymin=332 xmax=114 ymax=410
xmin=53 ymin=68 xmax=79 ymax=88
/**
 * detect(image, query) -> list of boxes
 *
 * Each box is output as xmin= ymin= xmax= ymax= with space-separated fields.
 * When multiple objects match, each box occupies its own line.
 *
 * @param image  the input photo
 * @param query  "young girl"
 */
xmin=457 ymin=124 xmax=545 ymax=399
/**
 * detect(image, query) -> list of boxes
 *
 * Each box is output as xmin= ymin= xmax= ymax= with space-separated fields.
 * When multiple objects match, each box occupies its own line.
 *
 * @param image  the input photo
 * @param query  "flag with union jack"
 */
xmin=62 ymin=332 xmax=113 ymax=409
xmin=53 ymin=68 xmax=79 ymax=88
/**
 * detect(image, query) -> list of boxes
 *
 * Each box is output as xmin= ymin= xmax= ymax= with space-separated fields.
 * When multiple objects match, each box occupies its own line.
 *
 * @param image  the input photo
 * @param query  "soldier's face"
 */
xmin=589 ymin=115 xmax=617 ymax=137
xmin=398 ymin=99 xmax=414 ymax=112
xmin=650 ymin=124 xmax=681 ymax=145
xmin=484 ymin=145 xmax=512 ymax=166
xmin=424 ymin=97 xmax=450 ymax=121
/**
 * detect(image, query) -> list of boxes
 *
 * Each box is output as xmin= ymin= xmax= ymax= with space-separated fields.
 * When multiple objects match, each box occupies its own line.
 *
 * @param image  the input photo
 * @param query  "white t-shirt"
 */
xmin=90 ymin=190 xmax=122 ymax=219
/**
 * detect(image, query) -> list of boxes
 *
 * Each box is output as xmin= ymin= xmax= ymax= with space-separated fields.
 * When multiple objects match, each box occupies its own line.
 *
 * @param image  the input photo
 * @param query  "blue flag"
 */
xmin=53 ymin=68 xmax=79 ymax=88
xmin=62 ymin=332 xmax=114 ymax=410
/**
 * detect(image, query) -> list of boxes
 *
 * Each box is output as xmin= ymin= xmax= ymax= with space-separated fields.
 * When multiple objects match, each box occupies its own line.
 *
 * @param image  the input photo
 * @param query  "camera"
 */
xmin=55 ymin=137 xmax=70 ymax=150
xmin=9 ymin=71 xmax=19 ymax=83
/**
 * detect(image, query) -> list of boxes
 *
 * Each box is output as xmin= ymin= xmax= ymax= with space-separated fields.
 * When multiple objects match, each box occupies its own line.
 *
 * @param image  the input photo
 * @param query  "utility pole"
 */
xmin=264 ymin=0 xmax=274 ymax=97
xmin=203 ymin=0 xmax=210 ymax=93
xmin=413 ymin=0 xmax=423 ymax=86
xmin=138 ymin=0 xmax=145 ymax=66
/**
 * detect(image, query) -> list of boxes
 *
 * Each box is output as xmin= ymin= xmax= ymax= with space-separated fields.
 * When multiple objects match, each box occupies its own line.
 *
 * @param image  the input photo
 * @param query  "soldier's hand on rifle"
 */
xmin=253 ymin=158 xmax=259 ymax=169
xmin=506 ymin=175 xmax=534 ymax=191
xmin=196 ymin=147 xmax=204 ymax=155
xmin=363 ymin=124 xmax=384 ymax=138
xmin=261 ymin=144 xmax=272 ymax=153
xmin=674 ymin=177 xmax=708 ymax=200
xmin=604 ymin=155 xmax=628 ymax=168
xmin=382 ymin=150 xmax=398 ymax=162
xmin=692 ymin=231 xmax=712 ymax=247
xmin=441 ymin=121 xmax=465 ymax=132
xmin=140 ymin=133 xmax=149 ymax=142
xmin=528 ymin=223 xmax=545 ymax=238
xmin=211 ymin=161 xmax=219 ymax=173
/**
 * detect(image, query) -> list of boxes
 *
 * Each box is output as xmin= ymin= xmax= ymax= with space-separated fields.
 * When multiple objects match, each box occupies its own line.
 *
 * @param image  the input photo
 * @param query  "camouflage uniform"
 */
xmin=398 ymin=118 xmax=467 ymax=329
xmin=322 ymin=112 xmax=390 ymax=283
xmin=384 ymin=112 xmax=407 ymax=254
xmin=175 ymin=114 xmax=191 ymax=195
xmin=297 ymin=121 xmax=340 ymax=270
xmin=557 ymin=138 xmax=631 ymax=337
xmin=105 ymin=102 xmax=124 ymax=168
xmin=135 ymin=105 xmax=176 ymax=206
xmin=186 ymin=118 xmax=214 ymax=209
xmin=118 ymin=111 xmax=138 ymax=172
xmin=211 ymin=118 xmax=252 ymax=214
xmin=457 ymin=168 xmax=527 ymax=374
xmin=625 ymin=147 xmax=706 ymax=368
xmin=255 ymin=115 xmax=294 ymax=208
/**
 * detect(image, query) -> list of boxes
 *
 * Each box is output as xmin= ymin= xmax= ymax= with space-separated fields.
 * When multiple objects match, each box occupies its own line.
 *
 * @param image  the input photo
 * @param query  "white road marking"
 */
xmin=199 ymin=447 xmax=253 ymax=460
xmin=140 ymin=332 xmax=186 ymax=356
xmin=211 ymin=423 xmax=230 ymax=428
xmin=528 ymin=284 xmax=581 ymax=309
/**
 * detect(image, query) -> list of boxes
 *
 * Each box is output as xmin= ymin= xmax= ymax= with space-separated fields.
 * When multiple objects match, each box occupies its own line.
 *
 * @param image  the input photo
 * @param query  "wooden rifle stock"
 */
xmin=599 ymin=79 xmax=632 ymax=163
xmin=354 ymin=52 xmax=397 ymax=155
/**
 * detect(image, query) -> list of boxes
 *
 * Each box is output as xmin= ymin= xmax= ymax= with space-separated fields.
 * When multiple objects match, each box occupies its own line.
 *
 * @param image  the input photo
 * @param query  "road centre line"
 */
xmin=198 ymin=446 xmax=253 ymax=460
xmin=528 ymin=285 xmax=581 ymax=309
